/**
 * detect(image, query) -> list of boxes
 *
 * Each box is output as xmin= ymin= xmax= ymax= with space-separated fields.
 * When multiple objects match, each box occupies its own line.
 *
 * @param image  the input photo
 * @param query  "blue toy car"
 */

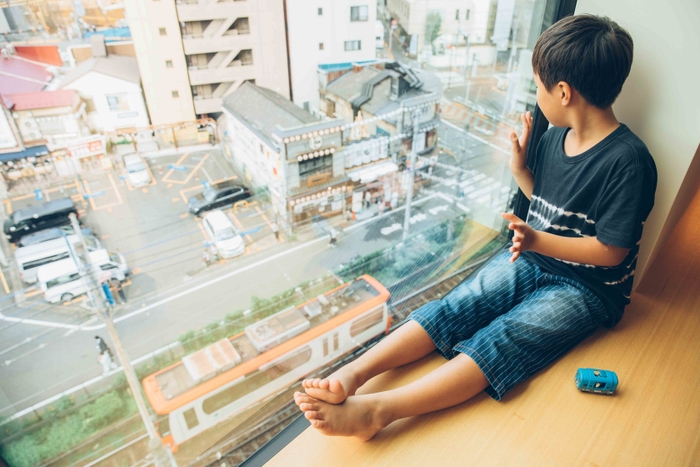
xmin=575 ymin=368 xmax=618 ymax=395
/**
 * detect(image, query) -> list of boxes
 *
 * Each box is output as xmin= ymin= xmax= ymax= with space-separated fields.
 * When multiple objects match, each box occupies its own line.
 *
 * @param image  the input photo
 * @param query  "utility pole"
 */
xmin=68 ymin=215 xmax=176 ymax=467
xmin=403 ymin=110 xmax=420 ymax=240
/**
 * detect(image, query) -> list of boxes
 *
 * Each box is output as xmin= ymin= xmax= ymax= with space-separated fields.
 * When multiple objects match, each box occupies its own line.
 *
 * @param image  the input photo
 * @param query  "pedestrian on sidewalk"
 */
xmin=329 ymin=227 xmax=338 ymax=248
xmin=378 ymin=200 xmax=385 ymax=217
xmin=209 ymin=244 xmax=219 ymax=263
xmin=202 ymin=248 xmax=211 ymax=267
xmin=272 ymin=221 xmax=280 ymax=240
xmin=110 ymin=278 xmax=127 ymax=304
xmin=98 ymin=350 xmax=118 ymax=375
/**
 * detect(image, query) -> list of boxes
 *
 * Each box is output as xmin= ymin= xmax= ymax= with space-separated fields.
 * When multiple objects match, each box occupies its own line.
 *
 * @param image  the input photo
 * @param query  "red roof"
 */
xmin=14 ymin=45 xmax=63 ymax=67
xmin=0 ymin=56 xmax=53 ymax=99
xmin=8 ymin=90 xmax=77 ymax=110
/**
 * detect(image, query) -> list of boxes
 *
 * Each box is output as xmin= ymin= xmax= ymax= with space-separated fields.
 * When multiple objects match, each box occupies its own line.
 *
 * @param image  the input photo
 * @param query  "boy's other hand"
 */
xmin=501 ymin=212 xmax=537 ymax=262
xmin=509 ymin=111 xmax=533 ymax=171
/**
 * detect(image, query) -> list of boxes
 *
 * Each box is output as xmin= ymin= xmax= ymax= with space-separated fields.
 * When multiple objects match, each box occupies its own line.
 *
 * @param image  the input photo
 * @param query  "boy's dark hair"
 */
xmin=532 ymin=14 xmax=633 ymax=109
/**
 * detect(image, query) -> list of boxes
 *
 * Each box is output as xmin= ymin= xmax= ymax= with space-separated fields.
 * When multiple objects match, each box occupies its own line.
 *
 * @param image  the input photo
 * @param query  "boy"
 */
xmin=294 ymin=14 xmax=657 ymax=440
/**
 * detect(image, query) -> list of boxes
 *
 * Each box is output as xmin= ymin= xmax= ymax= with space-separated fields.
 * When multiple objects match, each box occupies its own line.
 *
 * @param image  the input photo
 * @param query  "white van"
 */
xmin=15 ymin=234 xmax=101 ymax=284
xmin=123 ymin=154 xmax=151 ymax=188
xmin=202 ymin=210 xmax=245 ymax=259
xmin=36 ymin=249 xmax=128 ymax=304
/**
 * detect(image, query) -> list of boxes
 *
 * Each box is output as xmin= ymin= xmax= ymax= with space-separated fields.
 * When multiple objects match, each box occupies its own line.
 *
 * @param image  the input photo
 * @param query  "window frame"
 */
xmin=350 ymin=5 xmax=369 ymax=21
xmin=344 ymin=40 xmax=362 ymax=51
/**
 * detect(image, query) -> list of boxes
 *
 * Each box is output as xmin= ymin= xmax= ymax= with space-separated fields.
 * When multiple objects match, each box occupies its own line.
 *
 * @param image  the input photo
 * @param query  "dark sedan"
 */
xmin=188 ymin=182 xmax=251 ymax=216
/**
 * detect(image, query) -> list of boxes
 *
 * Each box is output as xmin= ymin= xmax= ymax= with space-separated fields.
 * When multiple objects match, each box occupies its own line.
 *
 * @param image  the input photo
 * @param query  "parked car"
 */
xmin=202 ymin=210 xmax=245 ymax=259
xmin=19 ymin=226 xmax=95 ymax=247
xmin=123 ymin=154 xmax=151 ymax=188
xmin=187 ymin=181 xmax=251 ymax=216
xmin=3 ymin=198 xmax=78 ymax=244
xmin=15 ymin=234 xmax=101 ymax=284
xmin=37 ymin=249 xmax=128 ymax=304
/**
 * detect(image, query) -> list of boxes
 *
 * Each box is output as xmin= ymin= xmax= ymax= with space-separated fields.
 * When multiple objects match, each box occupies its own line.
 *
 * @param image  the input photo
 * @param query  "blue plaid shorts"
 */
xmin=409 ymin=250 xmax=608 ymax=400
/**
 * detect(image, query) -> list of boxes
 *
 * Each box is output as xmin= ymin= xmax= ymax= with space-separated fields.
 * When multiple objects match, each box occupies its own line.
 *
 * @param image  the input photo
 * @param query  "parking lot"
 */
xmin=0 ymin=149 xmax=284 ymax=310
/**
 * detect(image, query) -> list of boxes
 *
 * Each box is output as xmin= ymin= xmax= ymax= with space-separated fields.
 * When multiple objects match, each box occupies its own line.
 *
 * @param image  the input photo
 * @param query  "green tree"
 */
xmin=425 ymin=10 xmax=442 ymax=46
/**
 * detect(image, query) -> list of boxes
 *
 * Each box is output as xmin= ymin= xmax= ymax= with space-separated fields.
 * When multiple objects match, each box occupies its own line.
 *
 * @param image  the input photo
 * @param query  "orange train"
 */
xmin=142 ymin=275 xmax=391 ymax=451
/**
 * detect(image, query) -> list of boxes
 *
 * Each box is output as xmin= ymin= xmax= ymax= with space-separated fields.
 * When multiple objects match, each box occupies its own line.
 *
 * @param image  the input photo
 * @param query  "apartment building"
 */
xmin=285 ymin=0 xmax=378 ymax=113
xmin=124 ymin=0 xmax=290 ymax=125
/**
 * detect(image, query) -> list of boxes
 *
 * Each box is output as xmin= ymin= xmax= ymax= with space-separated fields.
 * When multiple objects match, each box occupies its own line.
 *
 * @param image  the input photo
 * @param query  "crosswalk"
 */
xmin=423 ymin=167 xmax=517 ymax=213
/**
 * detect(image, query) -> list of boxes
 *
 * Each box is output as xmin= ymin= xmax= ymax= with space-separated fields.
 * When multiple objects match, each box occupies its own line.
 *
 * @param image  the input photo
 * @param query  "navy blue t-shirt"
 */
xmin=521 ymin=124 xmax=657 ymax=327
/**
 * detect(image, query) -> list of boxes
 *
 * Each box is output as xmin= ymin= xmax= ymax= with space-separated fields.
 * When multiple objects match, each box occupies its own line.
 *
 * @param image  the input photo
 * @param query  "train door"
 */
xmin=322 ymin=331 xmax=342 ymax=360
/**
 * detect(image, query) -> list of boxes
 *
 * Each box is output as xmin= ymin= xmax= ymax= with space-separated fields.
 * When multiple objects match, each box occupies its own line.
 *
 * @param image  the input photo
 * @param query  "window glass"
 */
xmin=22 ymin=252 xmax=70 ymax=271
xmin=0 ymin=0 xmax=561 ymax=464
xmin=351 ymin=5 xmax=369 ymax=21
xmin=183 ymin=408 xmax=199 ymax=430
xmin=46 ymin=272 xmax=81 ymax=289
xmin=202 ymin=348 xmax=312 ymax=414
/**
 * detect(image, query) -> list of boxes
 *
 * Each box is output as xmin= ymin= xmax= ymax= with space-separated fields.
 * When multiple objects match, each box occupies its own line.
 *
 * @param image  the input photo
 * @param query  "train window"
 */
xmin=333 ymin=333 xmax=339 ymax=351
xmin=157 ymin=417 xmax=171 ymax=437
xmin=203 ymin=347 xmax=312 ymax=415
xmin=323 ymin=338 xmax=329 ymax=357
xmin=350 ymin=308 xmax=384 ymax=337
xmin=183 ymin=408 xmax=199 ymax=430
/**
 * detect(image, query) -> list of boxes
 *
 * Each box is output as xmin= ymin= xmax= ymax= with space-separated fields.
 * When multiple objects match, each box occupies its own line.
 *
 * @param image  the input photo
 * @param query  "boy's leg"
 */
xmin=303 ymin=320 xmax=437 ymax=403
xmin=298 ymin=274 xmax=607 ymax=440
xmin=302 ymin=251 xmax=539 ymax=403
xmin=295 ymin=353 xmax=488 ymax=440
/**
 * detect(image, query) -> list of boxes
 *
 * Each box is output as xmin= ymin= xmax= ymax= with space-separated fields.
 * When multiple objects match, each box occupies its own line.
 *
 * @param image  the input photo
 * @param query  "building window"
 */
xmin=465 ymin=9 xmax=470 ymax=20
xmin=165 ymin=60 xmax=173 ymax=68
xmin=159 ymin=27 xmax=166 ymax=36
xmin=106 ymin=94 xmax=130 ymax=112
xmin=350 ymin=5 xmax=368 ymax=21
xmin=172 ymin=90 xmax=179 ymax=98
xmin=319 ymin=42 xmax=324 ymax=50
xmin=318 ymin=7 xmax=322 ymax=15
xmin=299 ymin=154 xmax=332 ymax=177
xmin=456 ymin=9 xmax=459 ymax=20
xmin=344 ymin=40 xmax=361 ymax=51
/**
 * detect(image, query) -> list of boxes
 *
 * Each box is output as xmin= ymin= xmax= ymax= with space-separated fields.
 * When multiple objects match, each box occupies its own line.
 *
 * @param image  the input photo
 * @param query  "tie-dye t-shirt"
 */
xmin=521 ymin=124 xmax=657 ymax=327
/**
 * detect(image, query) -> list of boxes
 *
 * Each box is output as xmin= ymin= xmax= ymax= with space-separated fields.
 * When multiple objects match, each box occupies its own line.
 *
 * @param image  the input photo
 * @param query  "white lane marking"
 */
xmin=380 ymin=223 xmax=403 ymax=235
xmin=342 ymin=192 xmax=439 ymax=232
xmin=429 ymin=205 xmax=449 ymax=215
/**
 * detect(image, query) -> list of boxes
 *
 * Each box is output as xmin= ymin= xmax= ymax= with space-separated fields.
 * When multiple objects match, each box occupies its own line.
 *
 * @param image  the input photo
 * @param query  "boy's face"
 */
xmin=533 ymin=74 xmax=566 ymax=127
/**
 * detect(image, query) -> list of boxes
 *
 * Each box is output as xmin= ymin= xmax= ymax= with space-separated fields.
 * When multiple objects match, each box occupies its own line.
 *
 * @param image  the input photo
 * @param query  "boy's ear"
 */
xmin=557 ymin=81 xmax=573 ymax=106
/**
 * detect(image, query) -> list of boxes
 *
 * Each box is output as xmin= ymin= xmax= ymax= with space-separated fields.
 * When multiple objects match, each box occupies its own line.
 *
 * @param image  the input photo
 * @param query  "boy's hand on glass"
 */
xmin=509 ymin=111 xmax=533 ymax=171
xmin=501 ymin=212 xmax=537 ymax=262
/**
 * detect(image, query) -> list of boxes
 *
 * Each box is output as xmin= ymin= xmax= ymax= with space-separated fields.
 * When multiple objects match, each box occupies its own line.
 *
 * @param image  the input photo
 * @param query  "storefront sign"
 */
xmin=67 ymin=137 xmax=105 ymax=159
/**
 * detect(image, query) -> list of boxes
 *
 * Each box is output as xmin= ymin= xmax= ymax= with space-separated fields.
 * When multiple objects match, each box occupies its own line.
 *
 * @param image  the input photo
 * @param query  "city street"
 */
xmin=0 ymin=128 xmax=514 ymax=418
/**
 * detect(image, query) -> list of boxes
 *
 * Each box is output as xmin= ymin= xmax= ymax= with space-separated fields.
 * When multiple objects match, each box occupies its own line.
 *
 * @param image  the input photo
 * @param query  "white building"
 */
xmin=124 ymin=0 xmax=291 ymax=123
xmin=58 ymin=50 xmax=149 ymax=133
xmin=285 ymin=0 xmax=378 ymax=113
xmin=222 ymin=82 xmax=346 ymax=231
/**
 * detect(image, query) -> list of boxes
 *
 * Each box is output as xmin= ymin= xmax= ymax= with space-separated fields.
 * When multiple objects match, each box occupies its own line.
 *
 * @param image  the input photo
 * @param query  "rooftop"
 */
xmin=223 ymin=82 xmax=319 ymax=148
xmin=0 ymin=56 xmax=53 ymax=105
xmin=8 ymin=90 xmax=78 ymax=111
xmin=57 ymin=54 xmax=141 ymax=88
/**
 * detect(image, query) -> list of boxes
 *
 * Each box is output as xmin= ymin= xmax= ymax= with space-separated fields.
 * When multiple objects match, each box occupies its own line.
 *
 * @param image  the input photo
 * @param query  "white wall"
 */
xmin=286 ymin=0 xmax=377 ymax=110
xmin=63 ymin=73 xmax=149 ymax=132
xmin=574 ymin=0 xmax=700 ymax=287
xmin=123 ymin=0 xmax=196 ymax=125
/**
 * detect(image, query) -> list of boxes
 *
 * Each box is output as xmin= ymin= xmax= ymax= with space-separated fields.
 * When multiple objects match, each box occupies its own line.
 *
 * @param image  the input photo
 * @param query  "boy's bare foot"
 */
xmin=294 ymin=392 xmax=387 ymax=441
xmin=301 ymin=367 xmax=360 ymax=404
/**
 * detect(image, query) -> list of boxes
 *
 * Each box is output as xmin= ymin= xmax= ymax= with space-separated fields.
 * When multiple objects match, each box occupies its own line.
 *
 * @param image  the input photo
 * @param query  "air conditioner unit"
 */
xmin=27 ymin=131 xmax=43 ymax=141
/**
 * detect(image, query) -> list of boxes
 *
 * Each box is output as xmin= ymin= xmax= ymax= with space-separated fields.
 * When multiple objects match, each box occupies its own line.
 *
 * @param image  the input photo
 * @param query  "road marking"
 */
xmin=130 ymin=267 xmax=142 ymax=275
xmin=343 ymin=192 xmax=439 ymax=233
xmin=381 ymin=223 xmax=403 ymax=235
xmin=429 ymin=205 xmax=449 ymax=215
xmin=441 ymin=119 xmax=509 ymax=155
xmin=161 ymin=152 xmax=190 ymax=183
xmin=101 ymin=234 xmax=110 ymax=240
xmin=142 ymin=187 xmax=148 ymax=193
xmin=24 ymin=289 xmax=41 ymax=298
xmin=172 ymin=197 xmax=180 ymax=202
xmin=180 ymin=212 xmax=189 ymax=218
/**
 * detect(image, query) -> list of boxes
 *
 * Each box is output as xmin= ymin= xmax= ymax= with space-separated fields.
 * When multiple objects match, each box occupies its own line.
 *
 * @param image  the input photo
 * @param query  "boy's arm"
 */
xmin=502 ymin=212 xmax=630 ymax=266
xmin=509 ymin=112 xmax=534 ymax=200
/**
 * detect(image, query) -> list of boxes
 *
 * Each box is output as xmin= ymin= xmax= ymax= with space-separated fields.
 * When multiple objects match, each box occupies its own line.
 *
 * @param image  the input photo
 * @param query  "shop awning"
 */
xmin=0 ymin=145 xmax=49 ymax=162
xmin=347 ymin=160 xmax=399 ymax=184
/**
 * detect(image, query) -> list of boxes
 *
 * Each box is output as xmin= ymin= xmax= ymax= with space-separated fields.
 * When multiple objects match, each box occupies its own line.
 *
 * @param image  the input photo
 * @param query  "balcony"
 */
xmin=182 ymin=34 xmax=254 ymax=55
xmin=193 ymin=96 xmax=224 ymax=115
xmin=176 ymin=1 xmax=249 ymax=22
xmin=188 ymin=64 xmax=256 ymax=86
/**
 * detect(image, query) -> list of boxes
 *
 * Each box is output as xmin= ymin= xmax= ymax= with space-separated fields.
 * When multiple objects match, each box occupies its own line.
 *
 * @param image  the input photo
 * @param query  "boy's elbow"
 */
xmin=599 ymin=242 xmax=630 ymax=267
